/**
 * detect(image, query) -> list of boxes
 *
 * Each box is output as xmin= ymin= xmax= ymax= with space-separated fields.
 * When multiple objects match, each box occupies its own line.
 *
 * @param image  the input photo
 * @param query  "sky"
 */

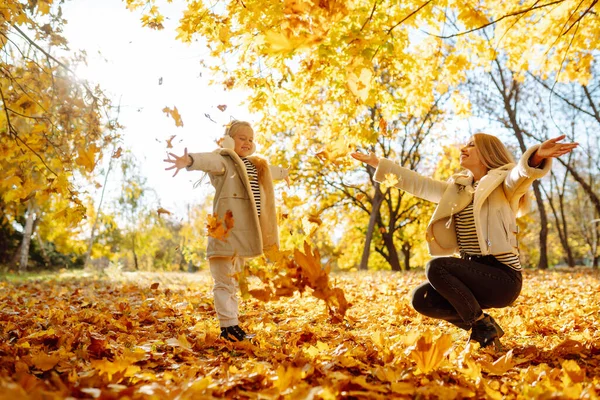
xmin=60 ymin=0 xmax=255 ymax=217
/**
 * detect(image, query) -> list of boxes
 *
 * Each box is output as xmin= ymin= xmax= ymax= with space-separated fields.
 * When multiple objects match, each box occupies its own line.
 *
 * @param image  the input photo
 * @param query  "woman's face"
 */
xmin=232 ymin=126 xmax=254 ymax=157
xmin=460 ymin=136 xmax=484 ymax=171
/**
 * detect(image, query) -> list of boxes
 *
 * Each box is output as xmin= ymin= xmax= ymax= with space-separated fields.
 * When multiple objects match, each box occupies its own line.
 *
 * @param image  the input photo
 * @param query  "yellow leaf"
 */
xmin=407 ymin=331 xmax=453 ymax=373
xmin=162 ymin=106 xmax=184 ymax=127
xmin=347 ymin=67 xmax=372 ymax=103
xmin=480 ymin=349 xmax=515 ymax=375
xmin=32 ymin=353 xmax=60 ymax=371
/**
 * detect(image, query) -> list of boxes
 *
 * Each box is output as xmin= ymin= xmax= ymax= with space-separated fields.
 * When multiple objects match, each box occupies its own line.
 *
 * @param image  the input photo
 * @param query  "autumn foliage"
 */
xmin=1 ymin=269 xmax=599 ymax=399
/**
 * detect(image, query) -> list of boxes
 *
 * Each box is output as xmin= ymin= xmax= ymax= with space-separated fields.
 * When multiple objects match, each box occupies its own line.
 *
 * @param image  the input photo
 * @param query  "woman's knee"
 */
xmin=425 ymin=257 xmax=449 ymax=283
xmin=410 ymin=284 xmax=430 ymax=315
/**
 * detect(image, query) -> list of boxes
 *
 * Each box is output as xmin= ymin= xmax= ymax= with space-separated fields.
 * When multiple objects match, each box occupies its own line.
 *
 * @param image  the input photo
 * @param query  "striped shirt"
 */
xmin=242 ymin=158 xmax=261 ymax=217
xmin=455 ymin=182 xmax=521 ymax=271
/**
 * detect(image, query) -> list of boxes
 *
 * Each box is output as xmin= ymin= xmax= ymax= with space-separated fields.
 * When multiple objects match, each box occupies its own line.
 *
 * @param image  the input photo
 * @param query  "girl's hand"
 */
xmin=164 ymin=147 xmax=191 ymax=177
xmin=350 ymin=151 xmax=380 ymax=168
xmin=530 ymin=135 xmax=579 ymax=167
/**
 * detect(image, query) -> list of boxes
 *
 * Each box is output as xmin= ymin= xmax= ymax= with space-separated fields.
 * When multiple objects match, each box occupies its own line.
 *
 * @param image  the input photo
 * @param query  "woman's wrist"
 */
xmin=187 ymin=155 xmax=194 ymax=167
xmin=528 ymin=152 xmax=543 ymax=168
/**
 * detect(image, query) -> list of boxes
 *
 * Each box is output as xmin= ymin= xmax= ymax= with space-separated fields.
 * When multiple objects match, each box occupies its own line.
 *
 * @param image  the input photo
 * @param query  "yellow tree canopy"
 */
xmin=1 ymin=0 xmax=117 ymax=226
xmin=125 ymin=0 xmax=598 ymax=146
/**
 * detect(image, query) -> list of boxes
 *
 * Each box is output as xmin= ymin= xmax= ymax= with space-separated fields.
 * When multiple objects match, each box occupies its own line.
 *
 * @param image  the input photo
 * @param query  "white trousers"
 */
xmin=209 ymin=256 xmax=245 ymax=328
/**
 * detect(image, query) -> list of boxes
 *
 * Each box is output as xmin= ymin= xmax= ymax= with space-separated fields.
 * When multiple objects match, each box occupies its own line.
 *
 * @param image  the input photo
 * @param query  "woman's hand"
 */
xmin=350 ymin=151 xmax=380 ymax=168
xmin=164 ymin=148 xmax=191 ymax=177
xmin=529 ymin=135 xmax=579 ymax=167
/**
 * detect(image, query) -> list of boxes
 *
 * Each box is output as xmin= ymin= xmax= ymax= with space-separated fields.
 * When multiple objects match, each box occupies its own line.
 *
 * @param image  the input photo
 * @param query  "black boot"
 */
xmin=220 ymin=325 xmax=251 ymax=342
xmin=469 ymin=314 xmax=504 ymax=348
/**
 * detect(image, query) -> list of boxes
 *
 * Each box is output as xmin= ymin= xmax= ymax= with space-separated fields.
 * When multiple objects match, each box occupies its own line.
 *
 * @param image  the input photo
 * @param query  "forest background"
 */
xmin=2 ymin=1 xmax=600 ymax=399
xmin=1 ymin=0 xmax=599 ymax=275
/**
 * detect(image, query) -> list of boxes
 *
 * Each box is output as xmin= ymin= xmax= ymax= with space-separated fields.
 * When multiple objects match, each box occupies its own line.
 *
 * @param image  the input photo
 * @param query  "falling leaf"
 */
xmin=165 ymin=135 xmax=176 ymax=149
xmin=162 ymin=106 xmax=184 ymax=127
xmin=217 ymin=104 xmax=227 ymax=112
xmin=206 ymin=211 xmax=234 ymax=241
xmin=112 ymin=147 xmax=123 ymax=158
xmin=157 ymin=207 xmax=172 ymax=216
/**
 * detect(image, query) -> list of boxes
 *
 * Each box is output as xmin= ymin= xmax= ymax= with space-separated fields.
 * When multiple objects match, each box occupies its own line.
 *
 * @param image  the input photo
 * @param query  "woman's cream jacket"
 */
xmin=374 ymin=145 xmax=551 ymax=256
xmin=187 ymin=148 xmax=288 ymax=258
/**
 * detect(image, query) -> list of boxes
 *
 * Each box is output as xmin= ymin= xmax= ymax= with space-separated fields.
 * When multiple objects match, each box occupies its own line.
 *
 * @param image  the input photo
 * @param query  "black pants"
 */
xmin=411 ymin=255 xmax=522 ymax=330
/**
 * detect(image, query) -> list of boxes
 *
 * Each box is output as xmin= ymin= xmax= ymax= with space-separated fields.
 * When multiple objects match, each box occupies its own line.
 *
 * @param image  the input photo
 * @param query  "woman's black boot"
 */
xmin=470 ymin=314 xmax=504 ymax=348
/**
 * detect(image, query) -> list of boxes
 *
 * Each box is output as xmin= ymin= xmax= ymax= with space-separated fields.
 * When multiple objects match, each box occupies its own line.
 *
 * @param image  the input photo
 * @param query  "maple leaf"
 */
xmin=480 ymin=349 xmax=515 ymax=375
xmin=406 ymin=331 xmax=453 ymax=373
xmin=162 ymin=106 xmax=184 ymax=127
xmin=217 ymin=104 xmax=227 ymax=112
xmin=206 ymin=211 xmax=234 ymax=241
xmin=112 ymin=147 xmax=123 ymax=158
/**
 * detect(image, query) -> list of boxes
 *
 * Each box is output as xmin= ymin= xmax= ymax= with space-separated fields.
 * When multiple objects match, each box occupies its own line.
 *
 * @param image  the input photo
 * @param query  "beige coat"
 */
xmin=187 ymin=149 xmax=288 ymax=258
xmin=374 ymin=145 xmax=552 ymax=257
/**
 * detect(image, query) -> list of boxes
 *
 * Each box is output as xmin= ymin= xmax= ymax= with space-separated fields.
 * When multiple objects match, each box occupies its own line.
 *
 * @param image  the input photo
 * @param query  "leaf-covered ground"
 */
xmin=1 ymin=268 xmax=599 ymax=399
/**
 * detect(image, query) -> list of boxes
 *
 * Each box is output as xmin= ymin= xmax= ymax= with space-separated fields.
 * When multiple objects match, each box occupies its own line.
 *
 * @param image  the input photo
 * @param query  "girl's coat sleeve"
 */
xmin=374 ymin=158 xmax=449 ymax=204
xmin=186 ymin=152 xmax=226 ymax=175
xmin=269 ymin=165 xmax=288 ymax=181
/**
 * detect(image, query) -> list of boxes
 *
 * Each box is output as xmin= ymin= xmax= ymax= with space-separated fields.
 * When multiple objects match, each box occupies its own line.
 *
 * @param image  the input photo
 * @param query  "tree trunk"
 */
xmin=132 ymin=235 xmax=139 ymax=270
xmin=18 ymin=201 xmax=35 ymax=272
xmin=359 ymin=186 xmax=383 ymax=270
xmin=401 ymin=241 xmax=411 ymax=271
xmin=382 ymin=233 xmax=402 ymax=271
xmin=532 ymin=182 xmax=549 ymax=269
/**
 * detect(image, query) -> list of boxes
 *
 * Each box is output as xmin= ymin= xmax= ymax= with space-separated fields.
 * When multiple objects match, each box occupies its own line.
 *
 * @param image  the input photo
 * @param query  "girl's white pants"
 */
xmin=209 ymin=256 xmax=245 ymax=328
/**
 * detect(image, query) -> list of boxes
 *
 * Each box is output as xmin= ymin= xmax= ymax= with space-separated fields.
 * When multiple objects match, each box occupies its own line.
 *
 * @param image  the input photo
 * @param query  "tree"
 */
xmin=1 ymin=1 xmax=117 ymax=270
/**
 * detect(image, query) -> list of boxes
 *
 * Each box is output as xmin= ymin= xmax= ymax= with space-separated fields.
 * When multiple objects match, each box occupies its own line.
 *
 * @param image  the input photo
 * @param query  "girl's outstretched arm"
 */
xmin=164 ymin=148 xmax=192 ymax=177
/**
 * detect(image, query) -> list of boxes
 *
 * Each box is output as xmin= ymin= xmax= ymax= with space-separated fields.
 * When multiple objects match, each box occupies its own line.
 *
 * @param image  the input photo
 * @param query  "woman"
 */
xmin=351 ymin=134 xmax=578 ymax=348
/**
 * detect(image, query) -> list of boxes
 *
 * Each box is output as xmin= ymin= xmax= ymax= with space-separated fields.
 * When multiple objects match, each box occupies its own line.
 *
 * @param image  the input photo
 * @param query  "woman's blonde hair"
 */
xmin=473 ymin=133 xmax=530 ymax=215
xmin=472 ymin=133 xmax=515 ymax=169
xmin=225 ymin=120 xmax=253 ymax=138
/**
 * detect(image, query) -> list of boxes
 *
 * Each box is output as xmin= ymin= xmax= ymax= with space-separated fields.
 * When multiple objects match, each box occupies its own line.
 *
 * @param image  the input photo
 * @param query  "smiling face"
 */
xmin=460 ymin=136 xmax=485 ymax=173
xmin=231 ymin=126 xmax=255 ymax=157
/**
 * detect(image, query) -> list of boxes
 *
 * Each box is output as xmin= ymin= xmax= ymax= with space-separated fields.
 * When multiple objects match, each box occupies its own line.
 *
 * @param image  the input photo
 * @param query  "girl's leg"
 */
xmin=412 ymin=256 xmax=522 ymax=327
xmin=209 ymin=256 xmax=245 ymax=328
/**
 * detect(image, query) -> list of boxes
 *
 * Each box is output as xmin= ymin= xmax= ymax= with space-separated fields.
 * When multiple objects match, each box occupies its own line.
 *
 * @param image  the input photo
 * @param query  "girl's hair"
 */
xmin=225 ymin=120 xmax=253 ymax=138
xmin=473 ymin=133 xmax=530 ymax=215
xmin=473 ymin=133 xmax=515 ymax=169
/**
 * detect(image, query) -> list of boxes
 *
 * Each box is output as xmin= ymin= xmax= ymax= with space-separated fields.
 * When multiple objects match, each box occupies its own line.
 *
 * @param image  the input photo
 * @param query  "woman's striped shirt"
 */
xmin=242 ymin=157 xmax=261 ymax=217
xmin=455 ymin=182 xmax=521 ymax=271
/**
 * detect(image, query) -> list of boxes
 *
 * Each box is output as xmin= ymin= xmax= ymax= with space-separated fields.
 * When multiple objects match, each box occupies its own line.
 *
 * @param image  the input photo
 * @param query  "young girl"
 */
xmin=351 ymin=134 xmax=577 ymax=348
xmin=164 ymin=121 xmax=288 ymax=341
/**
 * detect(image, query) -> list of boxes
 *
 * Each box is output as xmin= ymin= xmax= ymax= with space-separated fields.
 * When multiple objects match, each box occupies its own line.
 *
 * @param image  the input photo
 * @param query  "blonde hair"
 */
xmin=473 ymin=133 xmax=530 ymax=215
xmin=472 ymin=133 xmax=515 ymax=169
xmin=225 ymin=120 xmax=253 ymax=138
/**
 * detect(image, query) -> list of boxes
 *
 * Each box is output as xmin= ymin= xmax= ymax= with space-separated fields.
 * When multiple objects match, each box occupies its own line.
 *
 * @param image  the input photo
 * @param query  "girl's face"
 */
xmin=232 ymin=126 xmax=255 ymax=157
xmin=460 ymin=136 xmax=484 ymax=171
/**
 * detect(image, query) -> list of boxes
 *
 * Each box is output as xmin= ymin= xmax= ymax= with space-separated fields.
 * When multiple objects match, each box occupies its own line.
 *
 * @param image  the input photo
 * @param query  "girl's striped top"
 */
xmin=242 ymin=157 xmax=261 ymax=217
xmin=455 ymin=182 xmax=521 ymax=271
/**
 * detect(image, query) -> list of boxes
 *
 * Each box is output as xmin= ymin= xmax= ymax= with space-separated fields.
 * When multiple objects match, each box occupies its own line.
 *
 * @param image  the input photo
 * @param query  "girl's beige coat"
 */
xmin=187 ymin=149 xmax=287 ymax=258
xmin=374 ymin=145 xmax=551 ymax=257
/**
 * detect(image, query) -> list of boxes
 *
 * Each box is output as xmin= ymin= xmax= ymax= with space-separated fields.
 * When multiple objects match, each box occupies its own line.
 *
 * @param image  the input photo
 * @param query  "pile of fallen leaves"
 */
xmin=1 ymin=268 xmax=599 ymax=399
